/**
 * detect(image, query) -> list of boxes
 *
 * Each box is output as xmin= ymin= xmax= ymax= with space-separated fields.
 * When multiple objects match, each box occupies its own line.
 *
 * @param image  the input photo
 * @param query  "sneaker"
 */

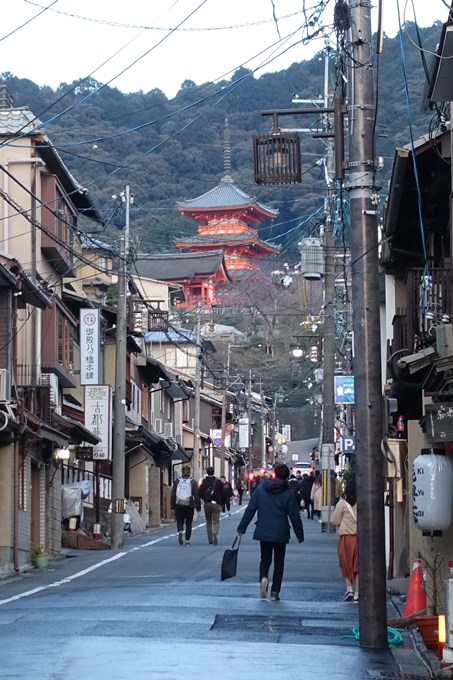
xmin=344 ymin=590 xmax=354 ymax=602
xmin=259 ymin=577 xmax=268 ymax=599
xmin=353 ymin=593 xmax=359 ymax=604
xmin=178 ymin=532 xmax=183 ymax=545
xmin=270 ymin=592 xmax=280 ymax=601
xmin=213 ymin=533 xmax=218 ymax=546
xmin=185 ymin=541 xmax=190 ymax=546
xmin=318 ymin=519 xmax=322 ymax=523
xmin=228 ymin=512 xmax=232 ymax=516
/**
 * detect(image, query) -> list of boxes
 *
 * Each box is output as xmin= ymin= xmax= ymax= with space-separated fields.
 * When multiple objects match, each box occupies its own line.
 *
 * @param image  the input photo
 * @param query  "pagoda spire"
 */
xmin=222 ymin=118 xmax=233 ymax=183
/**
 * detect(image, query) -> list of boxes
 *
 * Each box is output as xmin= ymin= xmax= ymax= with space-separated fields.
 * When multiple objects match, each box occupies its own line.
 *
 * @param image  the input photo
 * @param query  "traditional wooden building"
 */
xmin=133 ymin=250 xmax=231 ymax=308
xmin=175 ymin=120 xmax=279 ymax=280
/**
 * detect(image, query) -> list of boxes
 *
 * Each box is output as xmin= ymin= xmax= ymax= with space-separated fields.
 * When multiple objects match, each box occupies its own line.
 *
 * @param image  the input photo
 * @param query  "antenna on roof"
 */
xmin=222 ymin=118 xmax=233 ymax=183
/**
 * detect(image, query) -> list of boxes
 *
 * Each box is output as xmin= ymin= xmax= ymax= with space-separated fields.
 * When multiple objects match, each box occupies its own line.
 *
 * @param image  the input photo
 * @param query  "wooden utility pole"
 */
xmin=192 ymin=304 xmax=202 ymax=480
xmin=346 ymin=1 xmax=388 ymax=647
xmin=111 ymin=186 xmax=130 ymax=550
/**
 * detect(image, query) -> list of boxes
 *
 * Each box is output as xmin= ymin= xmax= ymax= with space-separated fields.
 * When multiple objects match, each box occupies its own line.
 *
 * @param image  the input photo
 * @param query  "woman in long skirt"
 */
xmin=332 ymin=478 xmax=358 ymax=603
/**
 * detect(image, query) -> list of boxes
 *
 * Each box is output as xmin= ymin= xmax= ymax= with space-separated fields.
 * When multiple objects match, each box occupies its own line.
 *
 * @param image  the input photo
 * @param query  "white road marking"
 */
xmin=0 ymin=505 xmax=246 ymax=607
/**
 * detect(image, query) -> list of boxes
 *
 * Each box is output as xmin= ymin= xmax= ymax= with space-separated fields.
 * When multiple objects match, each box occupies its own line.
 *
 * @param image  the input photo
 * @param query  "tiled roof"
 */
xmin=0 ymin=108 xmax=41 ymax=135
xmin=133 ymin=250 xmax=231 ymax=282
xmin=0 ymin=108 xmax=102 ymax=223
xmin=177 ymin=178 xmax=278 ymax=216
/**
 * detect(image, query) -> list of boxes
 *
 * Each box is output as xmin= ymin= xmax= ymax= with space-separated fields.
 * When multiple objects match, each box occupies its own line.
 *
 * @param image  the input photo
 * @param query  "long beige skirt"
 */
xmin=337 ymin=534 xmax=358 ymax=581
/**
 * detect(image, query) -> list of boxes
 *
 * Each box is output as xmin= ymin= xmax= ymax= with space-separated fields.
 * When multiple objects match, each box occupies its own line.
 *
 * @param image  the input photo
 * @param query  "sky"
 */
xmin=1 ymin=0 xmax=449 ymax=99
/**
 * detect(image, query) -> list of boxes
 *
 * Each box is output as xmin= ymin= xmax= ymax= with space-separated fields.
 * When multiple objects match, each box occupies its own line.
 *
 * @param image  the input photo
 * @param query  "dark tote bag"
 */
xmin=221 ymin=536 xmax=241 ymax=581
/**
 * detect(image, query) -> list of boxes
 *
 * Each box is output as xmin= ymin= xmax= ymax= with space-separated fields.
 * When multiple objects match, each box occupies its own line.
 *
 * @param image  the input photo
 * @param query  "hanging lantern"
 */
xmin=299 ymin=237 xmax=325 ymax=280
xmin=253 ymin=129 xmax=301 ymax=185
xmin=412 ymin=448 xmax=453 ymax=534
xmin=148 ymin=307 xmax=169 ymax=332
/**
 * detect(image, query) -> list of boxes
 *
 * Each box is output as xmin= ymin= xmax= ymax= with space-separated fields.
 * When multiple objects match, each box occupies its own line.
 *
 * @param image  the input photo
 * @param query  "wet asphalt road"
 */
xmin=0 ymin=503 xmax=408 ymax=680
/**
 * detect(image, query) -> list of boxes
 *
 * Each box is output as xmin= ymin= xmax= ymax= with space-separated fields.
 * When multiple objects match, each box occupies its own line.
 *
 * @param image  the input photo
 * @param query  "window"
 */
xmin=58 ymin=313 xmax=72 ymax=371
xmin=98 ymin=256 xmax=106 ymax=271
xmin=56 ymin=191 xmax=70 ymax=245
xmin=142 ymin=384 xmax=149 ymax=421
xmin=182 ymin=399 xmax=189 ymax=423
xmin=159 ymin=387 xmax=165 ymax=414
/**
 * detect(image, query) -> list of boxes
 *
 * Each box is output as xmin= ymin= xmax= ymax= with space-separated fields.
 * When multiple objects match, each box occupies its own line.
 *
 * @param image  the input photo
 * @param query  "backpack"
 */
xmin=176 ymin=477 xmax=193 ymax=506
xmin=204 ymin=479 xmax=217 ymax=503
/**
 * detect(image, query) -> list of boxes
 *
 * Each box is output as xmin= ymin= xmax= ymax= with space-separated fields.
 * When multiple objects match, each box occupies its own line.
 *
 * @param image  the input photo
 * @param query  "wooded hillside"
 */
xmin=1 ymin=21 xmax=442 ymax=258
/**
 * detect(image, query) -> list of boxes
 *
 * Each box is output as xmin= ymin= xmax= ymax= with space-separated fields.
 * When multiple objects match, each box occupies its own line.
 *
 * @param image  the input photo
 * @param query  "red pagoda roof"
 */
xmin=177 ymin=177 xmax=278 ymax=224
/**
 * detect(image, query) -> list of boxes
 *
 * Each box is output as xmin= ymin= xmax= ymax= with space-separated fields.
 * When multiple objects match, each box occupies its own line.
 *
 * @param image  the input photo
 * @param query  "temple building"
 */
xmin=175 ymin=120 xmax=279 ymax=280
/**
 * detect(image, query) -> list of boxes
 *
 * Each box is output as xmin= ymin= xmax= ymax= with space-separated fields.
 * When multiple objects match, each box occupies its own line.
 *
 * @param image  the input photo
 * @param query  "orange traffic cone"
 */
xmin=403 ymin=558 xmax=427 ymax=616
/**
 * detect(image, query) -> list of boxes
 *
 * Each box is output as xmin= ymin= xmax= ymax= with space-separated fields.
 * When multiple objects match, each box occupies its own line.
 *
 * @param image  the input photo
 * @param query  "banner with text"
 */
xmin=85 ymin=385 xmax=112 ymax=460
xmin=80 ymin=308 xmax=100 ymax=385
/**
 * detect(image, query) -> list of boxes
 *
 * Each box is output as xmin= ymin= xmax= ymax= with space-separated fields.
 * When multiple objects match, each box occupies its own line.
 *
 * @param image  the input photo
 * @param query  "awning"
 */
xmin=125 ymin=425 xmax=173 ymax=460
xmin=171 ymin=445 xmax=191 ymax=462
xmin=52 ymin=412 xmax=101 ymax=446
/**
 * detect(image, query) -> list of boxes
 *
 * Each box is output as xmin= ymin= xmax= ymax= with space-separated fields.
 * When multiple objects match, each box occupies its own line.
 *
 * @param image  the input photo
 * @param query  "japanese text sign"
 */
xmin=80 ymin=308 xmax=100 ymax=385
xmin=84 ymin=385 xmax=112 ymax=460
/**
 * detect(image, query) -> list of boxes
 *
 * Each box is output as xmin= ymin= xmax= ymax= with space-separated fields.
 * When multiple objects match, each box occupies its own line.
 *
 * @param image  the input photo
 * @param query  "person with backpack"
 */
xmin=171 ymin=464 xmax=201 ymax=546
xmin=199 ymin=467 xmax=227 ymax=545
xmin=220 ymin=476 xmax=234 ymax=515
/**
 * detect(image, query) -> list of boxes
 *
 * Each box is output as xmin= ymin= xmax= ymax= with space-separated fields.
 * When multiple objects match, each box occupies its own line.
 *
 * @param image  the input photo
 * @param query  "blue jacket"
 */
xmin=237 ymin=478 xmax=304 ymax=543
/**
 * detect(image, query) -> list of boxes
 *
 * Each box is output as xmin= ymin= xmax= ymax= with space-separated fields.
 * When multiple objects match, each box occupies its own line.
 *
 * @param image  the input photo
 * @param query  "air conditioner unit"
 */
xmin=164 ymin=422 xmax=173 ymax=438
xmin=41 ymin=373 xmax=59 ymax=404
xmin=175 ymin=433 xmax=183 ymax=445
xmin=154 ymin=418 xmax=163 ymax=434
xmin=0 ymin=369 xmax=11 ymax=403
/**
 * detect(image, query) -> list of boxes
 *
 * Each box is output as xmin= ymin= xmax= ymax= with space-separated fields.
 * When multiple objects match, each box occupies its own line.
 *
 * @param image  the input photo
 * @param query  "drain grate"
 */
xmin=212 ymin=614 xmax=301 ymax=633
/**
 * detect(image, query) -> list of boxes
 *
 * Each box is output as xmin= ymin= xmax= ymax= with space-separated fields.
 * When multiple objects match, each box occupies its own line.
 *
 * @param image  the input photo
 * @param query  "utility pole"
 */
xmin=346 ymin=1 xmax=388 ymax=648
xmin=220 ymin=344 xmax=231 ymax=479
xmin=320 ymin=42 xmax=336 ymax=534
xmin=192 ymin=303 xmax=202 ymax=480
xmin=111 ymin=185 xmax=130 ymax=550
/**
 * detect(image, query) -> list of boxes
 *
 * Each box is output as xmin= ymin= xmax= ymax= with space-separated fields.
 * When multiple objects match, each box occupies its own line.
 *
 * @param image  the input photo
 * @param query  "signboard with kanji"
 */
xmin=80 ymin=308 xmax=100 ymax=385
xmin=239 ymin=417 xmax=249 ymax=449
xmin=75 ymin=446 xmax=94 ymax=461
xmin=84 ymin=385 xmax=112 ymax=459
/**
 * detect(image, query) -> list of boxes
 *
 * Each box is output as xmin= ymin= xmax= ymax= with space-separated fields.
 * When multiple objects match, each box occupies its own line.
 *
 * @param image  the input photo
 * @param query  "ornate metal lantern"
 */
xmin=253 ymin=128 xmax=301 ymax=185
xmin=148 ymin=306 xmax=169 ymax=332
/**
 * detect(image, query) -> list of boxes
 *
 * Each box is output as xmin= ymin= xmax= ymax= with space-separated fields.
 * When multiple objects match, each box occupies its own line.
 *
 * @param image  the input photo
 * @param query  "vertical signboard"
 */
xmin=80 ymin=308 xmax=100 ymax=385
xmin=85 ymin=385 xmax=112 ymax=460
xmin=282 ymin=424 xmax=291 ymax=442
xmin=239 ymin=417 xmax=249 ymax=449
xmin=334 ymin=376 xmax=355 ymax=403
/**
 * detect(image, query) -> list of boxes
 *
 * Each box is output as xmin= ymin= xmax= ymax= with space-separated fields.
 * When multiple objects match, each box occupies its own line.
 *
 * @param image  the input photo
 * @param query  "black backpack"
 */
xmin=204 ymin=479 xmax=217 ymax=502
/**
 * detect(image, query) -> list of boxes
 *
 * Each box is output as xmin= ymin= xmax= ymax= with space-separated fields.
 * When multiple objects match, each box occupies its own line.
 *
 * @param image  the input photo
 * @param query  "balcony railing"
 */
xmin=406 ymin=268 xmax=452 ymax=352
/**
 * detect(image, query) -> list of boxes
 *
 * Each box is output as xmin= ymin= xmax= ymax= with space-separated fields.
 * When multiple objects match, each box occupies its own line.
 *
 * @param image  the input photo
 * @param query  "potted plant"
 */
xmin=29 ymin=539 xmax=48 ymax=569
xmin=413 ymin=548 xmax=445 ymax=652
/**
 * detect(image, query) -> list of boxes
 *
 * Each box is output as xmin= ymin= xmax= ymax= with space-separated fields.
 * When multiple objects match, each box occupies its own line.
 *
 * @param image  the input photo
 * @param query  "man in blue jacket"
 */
xmin=237 ymin=463 xmax=304 ymax=601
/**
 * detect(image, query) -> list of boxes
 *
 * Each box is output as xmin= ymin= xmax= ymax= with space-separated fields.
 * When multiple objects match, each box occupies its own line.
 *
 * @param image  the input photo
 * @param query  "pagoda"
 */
xmin=175 ymin=120 xmax=279 ymax=280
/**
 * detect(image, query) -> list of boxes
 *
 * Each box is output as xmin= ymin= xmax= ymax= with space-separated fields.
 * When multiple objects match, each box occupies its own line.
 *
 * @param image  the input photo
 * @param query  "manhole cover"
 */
xmin=212 ymin=614 xmax=301 ymax=633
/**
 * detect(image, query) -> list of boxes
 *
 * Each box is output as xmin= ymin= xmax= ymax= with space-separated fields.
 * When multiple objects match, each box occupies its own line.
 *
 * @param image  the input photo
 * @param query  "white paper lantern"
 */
xmin=412 ymin=449 xmax=453 ymax=532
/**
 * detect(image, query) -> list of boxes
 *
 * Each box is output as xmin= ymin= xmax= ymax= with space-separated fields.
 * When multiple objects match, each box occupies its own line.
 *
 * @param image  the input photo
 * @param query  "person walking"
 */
xmin=171 ymin=464 xmax=201 ymax=546
xmin=334 ymin=473 xmax=343 ymax=505
xmin=302 ymin=473 xmax=315 ymax=519
xmin=332 ymin=478 xmax=358 ymax=603
xmin=250 ymin=474 xmax=261 ymax=495
xmin=236 ymin=463 xmax=304 ymax=602
xmin=199 ymin=467 xmax=226 ymax=545
xmin=311 ymin=473 xmax=323 ymax=522
xmin=220 ymin=476 xmax=234 ymax=515
xmin=236 ymin=477 xmax=245 ymax=505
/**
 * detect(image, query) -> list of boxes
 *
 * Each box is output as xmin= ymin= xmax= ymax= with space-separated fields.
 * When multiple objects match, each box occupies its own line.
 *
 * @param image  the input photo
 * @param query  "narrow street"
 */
xmin=0 ymin=505 xmax=421 ymax=680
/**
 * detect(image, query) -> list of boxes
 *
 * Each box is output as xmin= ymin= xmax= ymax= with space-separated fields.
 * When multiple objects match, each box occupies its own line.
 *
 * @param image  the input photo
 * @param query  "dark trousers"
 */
xmin=222 ymin=498 xmax=231 ymax=513
xmin=238 ymin=490 xmax=244 ymax=505
xmin=259 ymin=541 xmax=287 ymax=594
xmin=174 ymin=505 xmax=195 ymax=541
